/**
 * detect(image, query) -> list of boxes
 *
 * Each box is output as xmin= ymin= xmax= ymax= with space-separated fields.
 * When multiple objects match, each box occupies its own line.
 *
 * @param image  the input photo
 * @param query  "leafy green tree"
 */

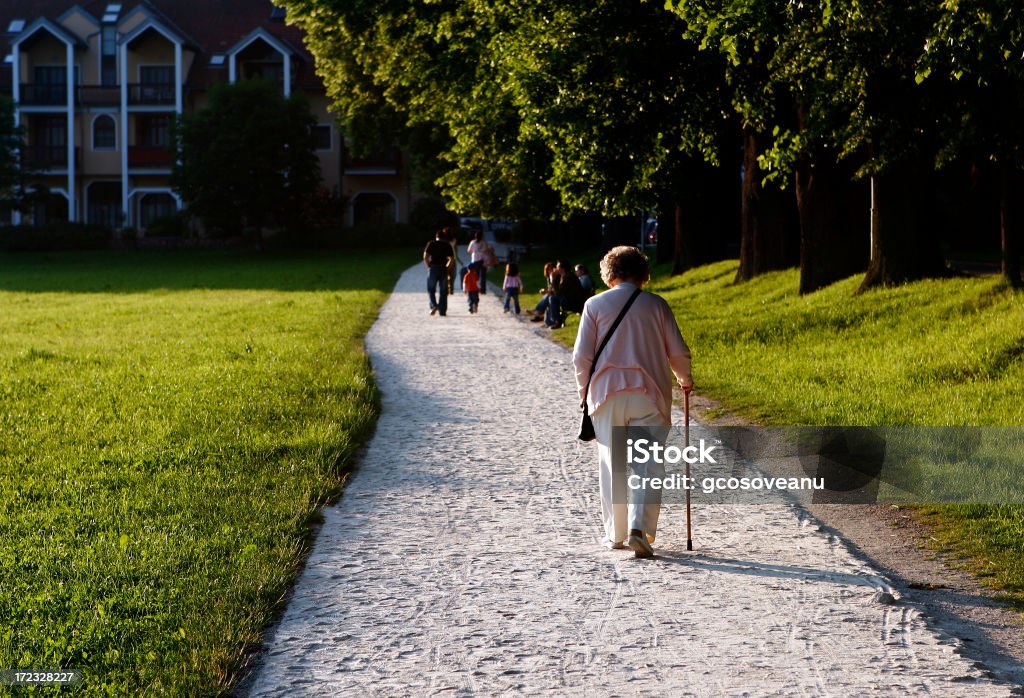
xmin=491 ymin=0 xmax=731 ymax=270
xmin=764 ymin=0 xmax=949 ymax=291
xmin=286 ymin=0 xmax=732 ymax=264
xmin=172 ymin=80 xmax=320 ymax=236
xmin=0 ymin=95 xmax=30 ymax=218
xmin=668 ymin=0 xmax=802 ymax=282
xmin=922 ymin=0 xmax=1024 ymax=287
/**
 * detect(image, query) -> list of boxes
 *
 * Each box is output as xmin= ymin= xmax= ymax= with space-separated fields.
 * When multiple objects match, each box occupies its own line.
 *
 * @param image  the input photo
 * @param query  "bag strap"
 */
xmin=581 ymin=287 xmax=643 ymax=408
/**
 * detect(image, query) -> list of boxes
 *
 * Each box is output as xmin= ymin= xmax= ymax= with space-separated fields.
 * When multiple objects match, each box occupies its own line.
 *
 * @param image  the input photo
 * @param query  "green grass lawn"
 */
xmin=551 ymin=259 xmax=1024 ymax=606
xmin=0 ymin=249 xmax=410 ymax=694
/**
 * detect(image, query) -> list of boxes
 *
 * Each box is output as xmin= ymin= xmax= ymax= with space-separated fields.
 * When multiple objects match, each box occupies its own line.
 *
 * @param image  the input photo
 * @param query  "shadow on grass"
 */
xmin=0 ymin=248 xmax=419 ymax=293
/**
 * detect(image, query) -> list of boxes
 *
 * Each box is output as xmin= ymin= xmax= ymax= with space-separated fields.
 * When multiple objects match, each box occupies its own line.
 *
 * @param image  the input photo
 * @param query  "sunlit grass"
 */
xmin=0 ymin=250 xmax=409 ymax=694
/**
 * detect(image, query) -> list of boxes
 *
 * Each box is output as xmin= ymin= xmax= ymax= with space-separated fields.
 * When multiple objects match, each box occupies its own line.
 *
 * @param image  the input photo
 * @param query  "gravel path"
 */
xmin=245 ymin=263 xmax=1012 ymax=697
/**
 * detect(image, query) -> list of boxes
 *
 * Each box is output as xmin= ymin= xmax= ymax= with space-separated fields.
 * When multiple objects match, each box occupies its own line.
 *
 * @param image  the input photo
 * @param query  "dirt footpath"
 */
xmin=244 ymin=264 xmax=1014 ymax=696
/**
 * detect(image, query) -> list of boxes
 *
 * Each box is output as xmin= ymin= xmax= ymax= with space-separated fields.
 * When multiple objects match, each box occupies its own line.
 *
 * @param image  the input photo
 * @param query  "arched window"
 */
xmin=93 ymin=114 xmax=115 ymax=150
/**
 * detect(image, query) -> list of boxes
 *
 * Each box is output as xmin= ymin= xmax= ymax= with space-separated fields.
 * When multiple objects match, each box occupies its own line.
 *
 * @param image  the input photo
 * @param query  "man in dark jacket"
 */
xmin=423 ymin=230 xmax=455 ymax=316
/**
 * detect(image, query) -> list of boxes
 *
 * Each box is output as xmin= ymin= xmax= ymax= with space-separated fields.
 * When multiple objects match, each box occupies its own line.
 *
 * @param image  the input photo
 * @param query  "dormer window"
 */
xmin=101 ymin=25 xmax=117 ymax=85
xmin=7 ymin=19 xmax=25 ymax=33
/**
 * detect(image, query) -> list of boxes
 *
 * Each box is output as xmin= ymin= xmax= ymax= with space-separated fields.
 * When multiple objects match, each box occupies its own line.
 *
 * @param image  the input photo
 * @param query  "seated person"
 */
xmin=546 ymin=260 xmax=587 ymax=328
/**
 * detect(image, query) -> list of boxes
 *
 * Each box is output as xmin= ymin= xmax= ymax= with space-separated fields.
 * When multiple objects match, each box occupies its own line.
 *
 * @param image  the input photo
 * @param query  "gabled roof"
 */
xmin=120 ymin=14 xmax=188 ymax=49
xmin=0 ymin=0 xmax=323 ymax=92
xmin=227 ymin=25 xmax=301 ymax=59
xmin=11 ymin=16 xmax=86 ymax=49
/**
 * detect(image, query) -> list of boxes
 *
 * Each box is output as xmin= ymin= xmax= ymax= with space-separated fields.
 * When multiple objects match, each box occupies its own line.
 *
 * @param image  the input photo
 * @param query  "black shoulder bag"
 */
xmin=578 ymin=288 xmax=643 ymax=441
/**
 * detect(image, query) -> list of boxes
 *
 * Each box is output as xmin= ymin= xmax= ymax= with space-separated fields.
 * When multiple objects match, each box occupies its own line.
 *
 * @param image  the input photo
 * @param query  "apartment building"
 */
xmin=0 ymin=0 xmax=411 ymax=231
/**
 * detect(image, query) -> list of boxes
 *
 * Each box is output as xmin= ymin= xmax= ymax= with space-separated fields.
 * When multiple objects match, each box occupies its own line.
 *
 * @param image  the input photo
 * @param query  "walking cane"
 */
xmin=685 ymin=389 xmax=693 ymax=551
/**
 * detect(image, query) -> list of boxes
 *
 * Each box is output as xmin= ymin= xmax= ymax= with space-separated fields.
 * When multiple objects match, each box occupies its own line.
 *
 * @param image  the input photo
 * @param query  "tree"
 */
xmin=0 ymin=95 xmax=32 ymax=219
xmin=668 ymin=0 xmax=802 ymax=283
xmin=172 ymin=80 xmax=320 ymax=236
xmin=764 ymin=0 xmax=949 ymax=292
xmin=483 ymin=0 xmax=732 ymax=269
xmin=922 ymin=0 xmax=1024 ymax=287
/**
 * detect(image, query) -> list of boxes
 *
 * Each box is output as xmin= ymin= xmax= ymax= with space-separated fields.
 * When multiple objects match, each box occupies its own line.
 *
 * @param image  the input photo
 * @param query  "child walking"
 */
xmin=503 ymin=262 xmax=524 ymax=315
xmin=463 ymin=263 xmax=481 ymax=313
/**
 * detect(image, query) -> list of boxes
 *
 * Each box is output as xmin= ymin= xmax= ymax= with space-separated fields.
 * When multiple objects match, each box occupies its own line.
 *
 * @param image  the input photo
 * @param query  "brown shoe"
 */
xmin=627 ymin=529 xmax=654 ymax=558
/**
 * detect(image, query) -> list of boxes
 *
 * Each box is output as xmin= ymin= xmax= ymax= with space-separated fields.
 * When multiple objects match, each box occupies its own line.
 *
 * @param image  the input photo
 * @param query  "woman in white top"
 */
xmin=572 ymin=246 xmax=693 ymax=557
xmin=466 ymin=230 xmax=492 ymax=294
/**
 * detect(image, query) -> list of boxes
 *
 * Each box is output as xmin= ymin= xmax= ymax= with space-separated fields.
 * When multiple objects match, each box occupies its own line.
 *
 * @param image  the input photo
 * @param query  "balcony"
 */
xmin=128 ymin=83 xmax=175 ymax=106
xmin=342 ymin=146 xmax=401 ymax=176
xmin=78 ymin=86 xmax=121 ymax=107
xmin=128 ymin=145 xmax=174 ymax=168
xmin=19 ymin=83 xmax=70 ymax=107
xmin=21 ymin=145 xmax=79 ymax=169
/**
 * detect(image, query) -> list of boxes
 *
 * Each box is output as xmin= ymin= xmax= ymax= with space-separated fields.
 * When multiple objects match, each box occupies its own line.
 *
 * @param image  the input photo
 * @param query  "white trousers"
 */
xmin=591 ymin=392 xmax=669 ymax=545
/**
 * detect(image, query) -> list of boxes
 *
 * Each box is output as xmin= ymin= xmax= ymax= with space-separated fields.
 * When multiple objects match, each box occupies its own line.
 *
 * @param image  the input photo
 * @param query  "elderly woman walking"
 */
xmin=572 ymin=246 xmax=693 ymax=558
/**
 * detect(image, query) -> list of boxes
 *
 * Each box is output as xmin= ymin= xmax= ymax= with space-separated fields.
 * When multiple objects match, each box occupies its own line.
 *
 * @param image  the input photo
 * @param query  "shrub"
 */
xmin=143 ymin=212 xmax=189 ymax=238
xmin=0 ymin=222 xmax=110 ymax=251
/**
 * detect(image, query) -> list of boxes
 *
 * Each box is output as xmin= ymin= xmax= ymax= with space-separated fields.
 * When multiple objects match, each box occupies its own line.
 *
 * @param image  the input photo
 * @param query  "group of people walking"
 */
xmin=423 ymin=228 xmax=508 ymax=315
xmin=424 ymin=232 xmax=693 ymax=559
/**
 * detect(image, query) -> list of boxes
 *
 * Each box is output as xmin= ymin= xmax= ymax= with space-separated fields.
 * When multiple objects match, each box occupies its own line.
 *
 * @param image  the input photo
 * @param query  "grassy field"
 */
xmin=550 ymin=259 xmax=1024 ymax=605
xmin=0 ymin=250 xmax=409 ymax=694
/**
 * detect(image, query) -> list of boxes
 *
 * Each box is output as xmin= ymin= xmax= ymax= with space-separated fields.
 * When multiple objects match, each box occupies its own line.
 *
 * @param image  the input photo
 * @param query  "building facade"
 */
xmin=0 ymin=0 xmax=411 ymax=231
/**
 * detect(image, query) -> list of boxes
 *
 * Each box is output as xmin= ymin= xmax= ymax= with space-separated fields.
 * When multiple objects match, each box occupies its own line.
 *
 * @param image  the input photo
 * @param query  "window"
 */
xmin=27 ymin=116 xmax=67 ymax=167
xmin=7 ymin=19 xmax=25 ymax=33
xmin=34 ymin=116 xmax=66 ymax=147
xmin=210 ymin=54 xmax=225 ymax=66
xmin=35 ymin=66 xmax=66 ymax=85
xmin=87 ymin=182 xmax=121 ymax=228
xmin=139 ymin=193 xmax=176 ymax=229
xmin=93 ymin=115 xmax=115 ymax=150
xmin=101 ymin=26 xmax=117 ymax=86
xmin=140 ymin=66 xmax=173 ymax=85
xmin=101 ymin=26 xmax=116 ymax=56
xmin=135 ymin=66 xmax=174 ymax=104
xmin=138 ymin=115 xmax=171 ymax=147
xmin=353 ymin=193 xmax=397 ymax=226
xmin=32 ymin=192 xmax=69 ymax=226
xmin=313 ymin=125 xmax=331 ymax=151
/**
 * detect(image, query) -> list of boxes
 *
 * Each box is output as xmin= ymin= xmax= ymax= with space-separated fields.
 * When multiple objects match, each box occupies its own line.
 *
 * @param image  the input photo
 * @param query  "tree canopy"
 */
xmin=282 ymin=0 xmax=1024 ymax=289
xmin=172 ymin=79 xmax=320 ymax=236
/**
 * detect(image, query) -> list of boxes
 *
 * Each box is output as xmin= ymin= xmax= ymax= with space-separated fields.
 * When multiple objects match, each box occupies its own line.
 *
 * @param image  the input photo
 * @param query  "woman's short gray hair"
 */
xmin=599 ymin=246 xmax=650 ymax=286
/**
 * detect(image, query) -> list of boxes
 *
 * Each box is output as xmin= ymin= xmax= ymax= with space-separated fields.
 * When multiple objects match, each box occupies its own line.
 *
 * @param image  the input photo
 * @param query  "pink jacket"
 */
xmin=572 ymin=282 xmax=692 ymax=423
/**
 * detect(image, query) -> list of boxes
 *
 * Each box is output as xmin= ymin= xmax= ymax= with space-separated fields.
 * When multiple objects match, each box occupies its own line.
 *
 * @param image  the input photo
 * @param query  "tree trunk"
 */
xmin=796 ymin=157 xmax=869 ymax=294
xmin=858 ymin=162 xmax=947 ymax=292
xmin=999 ymin=160 xmax=1023 ymax=287
xmin=671 ymin=203 xmax=687 ymax=274
xmin=736 ymin=125 xmax=798 ymax=282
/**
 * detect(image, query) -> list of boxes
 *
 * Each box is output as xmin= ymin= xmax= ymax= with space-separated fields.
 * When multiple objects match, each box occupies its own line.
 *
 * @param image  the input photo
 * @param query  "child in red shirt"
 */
xmin=463 ymin=263 xmax=481 ymax=313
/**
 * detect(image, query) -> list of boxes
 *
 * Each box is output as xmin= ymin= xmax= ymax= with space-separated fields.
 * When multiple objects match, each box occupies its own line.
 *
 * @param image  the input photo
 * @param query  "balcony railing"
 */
xmin=128 ymin=145 xmax=174 ymax=167
xmin=21 ymin=145 xmax=79 ymax=169
xmin=78 ymin=86 xmax=120 ymax=107
xmin=128 ymin=83 xmax=175 ymax=106
xmin=19 ymin=83 xmax=69 ymax=106
xmin=342 ymin=146 xmax=401 ymax=175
